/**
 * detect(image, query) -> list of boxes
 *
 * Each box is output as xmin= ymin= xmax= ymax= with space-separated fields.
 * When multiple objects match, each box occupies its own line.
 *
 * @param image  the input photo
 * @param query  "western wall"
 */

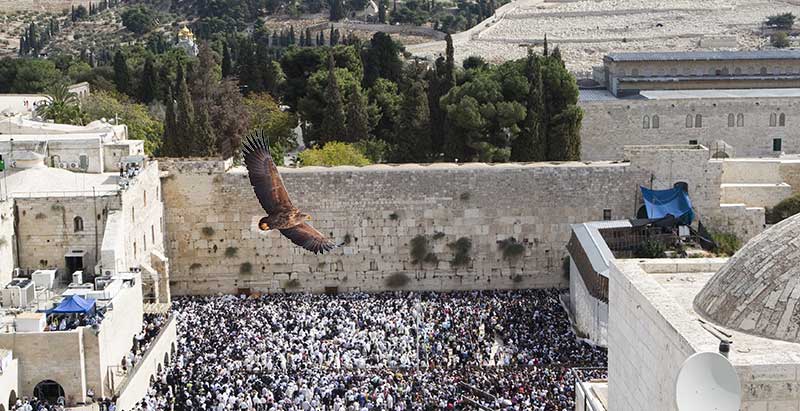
xmin=160 ymin=146 xmax=767 ymax=296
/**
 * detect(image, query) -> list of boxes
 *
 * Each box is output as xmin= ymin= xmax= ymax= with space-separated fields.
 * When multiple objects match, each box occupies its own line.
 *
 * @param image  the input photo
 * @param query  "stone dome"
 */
xmin=694 ymin=213 xmax=800 ymax=343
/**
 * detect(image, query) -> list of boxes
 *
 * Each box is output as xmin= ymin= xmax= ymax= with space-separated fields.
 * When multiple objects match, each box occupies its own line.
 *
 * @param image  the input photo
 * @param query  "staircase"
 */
xmin=720 ymin=159 xmax=792 ymax=208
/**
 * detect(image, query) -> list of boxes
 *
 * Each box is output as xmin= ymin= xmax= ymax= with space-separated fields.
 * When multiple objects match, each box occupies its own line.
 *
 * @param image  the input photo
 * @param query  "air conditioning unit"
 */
xmin=1 ymin=278 xmax=36 ymax=308
xmin=70 ymin=162 xmax=78 ymax=169
xmin=59 ymin=162 xmax=68 ymax=169
xmin=9 ymin=161 xmax=16 ymax=168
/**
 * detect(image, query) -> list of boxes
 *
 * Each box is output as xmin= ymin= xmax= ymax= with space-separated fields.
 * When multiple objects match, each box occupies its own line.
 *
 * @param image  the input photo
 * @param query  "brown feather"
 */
xmin=242 ymin=130 xmax=294 ymax=215
xmin=280 ymin=223 xmax=338 ymax=254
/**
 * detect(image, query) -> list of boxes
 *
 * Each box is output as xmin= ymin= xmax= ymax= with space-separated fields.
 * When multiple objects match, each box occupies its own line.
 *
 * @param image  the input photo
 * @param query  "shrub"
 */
xmin=343 ymin=234 xmax=352 ymax=245
xmin=121 ymin=6 xmax=157 ymax=34
xmin=498 ymin=237 xmax=525 ymax=261
xmin=448 ymin=237 xmax=472 ymax=268
xmin=712 ymin=232 xmax=741 ymax=257
xmin=385 ymin=272 xmax=411 ymax=288
xmin=189 ymin=263 xmax=202 ymax=270
xmin=766 ymin=193 xmax=800 ymax=224
xmin=772 ymin=32 xmax=790 ymax=48
xmin=410 ymin=235 xmax=437 ymax=265
xmin=239 ymin=262 xmax=253 ymax=274
xmin=635 ymin=240 xmax=666 ymax=259
xmin=459 ymin=192 xmax=471 ymax=201
xmin=354 ymin=138 xmax=391 ymax=163
xmin=512 ymin=274 xmax=524 ymax=283
xmin=224 ymin=247 xmax=238 ymax=257
xmin=766 ymin=13 xmax=796 ymax=29
xmin=201 ymin=226 xmax=215 ymax=237
xmin=35 ymin=213 xmax=47 ymax=219
xmin=298 ymin=142 xmax=371 ymax=167
xmin=389 ymin=212 xmax=399 ymax=220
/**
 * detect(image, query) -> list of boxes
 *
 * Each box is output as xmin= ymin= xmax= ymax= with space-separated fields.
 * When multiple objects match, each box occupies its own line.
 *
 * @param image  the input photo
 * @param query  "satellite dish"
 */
xmin=675 ymin=352 xmax=741 ymax=411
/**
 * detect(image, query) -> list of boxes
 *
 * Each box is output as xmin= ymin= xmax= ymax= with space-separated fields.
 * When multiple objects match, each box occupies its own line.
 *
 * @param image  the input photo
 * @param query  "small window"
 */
xmin=151 ymin=225 xmax=155 ymax=244
xmin=134 ymin=242 xmax=137 ymax=259
xmin=144 ymin=191 xmax=147 ymax=207
xmin=770 ymin=113 xmax=777 ymax=127
xmin=689 ymin=140 xmax=698 ymax=145
xmin=652 ymin=115 xmax=659 ymax=129
xmin=73 ymin=216 xmax=84 ymax=232
xmin=780 ymin=113 xmax=786 ymax=127
xmin=727 ymin=113 xmax=735 ymax=127
xmin=686 ymin=115 xmax=693 ymax=128
xmin=132 ymin=206 xmax=135 ymax=223
xmin=603 ymin=209 xmax=612 ymax=221
xmin=734 ymin=67 xmax=742 ymax=75
xmin=760 ymin=67 xmax=768 ymax=75
xmin=143 ymin=234 xmax=147 ymax=250
xmin=643 ymin=115 xmax=651 ymax=129
xmin=774 ymin=138 xmax=783 ymax=152
xmin=737 ymin=113 xmax=744 ymax=127
xmin=695 ymin=114 xmax=702 ymax=128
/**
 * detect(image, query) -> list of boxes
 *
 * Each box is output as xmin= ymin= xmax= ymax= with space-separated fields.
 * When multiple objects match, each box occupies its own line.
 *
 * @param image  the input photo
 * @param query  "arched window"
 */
xmin=737 ymin=113 xmax=744 ymax=127
xmin=643 ymin=115 xmax=651 ymax=129
xmin=770 ymin=113 xmax=778 ymax=127
xmin=73 ymin=217 xmax=84 ymax=232
xmin=143 ymin=191 xmax=147 ymax=207
xmin=686 ymin=114 xmax=693 ymax=128
xmin=695 ymin=114 xmax=702 ymax=128
xmin=780 ymin=113 xmax=786 ymax=127
xmin=760 ymin=67 xmax=768 ymax=75
xmin=734 ymin=67 xmax=742 ymax=75
xmin=652 ymin=115 xmax=660 ymax=129
xmin=721 ymin=67 xmax=729 ymax=75
xmin=727 ymin=113 xmax=735 ymax=127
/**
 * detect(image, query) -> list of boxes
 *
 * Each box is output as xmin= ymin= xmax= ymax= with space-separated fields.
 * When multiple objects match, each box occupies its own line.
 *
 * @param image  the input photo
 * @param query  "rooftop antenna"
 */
xmin=675 ymin=351 xmax=741 ymax=411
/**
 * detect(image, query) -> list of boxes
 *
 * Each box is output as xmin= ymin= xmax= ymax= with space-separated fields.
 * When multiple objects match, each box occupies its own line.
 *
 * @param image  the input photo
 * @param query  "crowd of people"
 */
xmin=132 ymin=289 xmax=606 ymax=411
xmin=123 ymin=313 xmax=168 ymax=373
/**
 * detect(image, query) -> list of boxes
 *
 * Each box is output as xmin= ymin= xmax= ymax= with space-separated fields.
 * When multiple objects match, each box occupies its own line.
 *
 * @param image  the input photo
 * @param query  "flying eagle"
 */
xmin=242 ymin=131 xmax=337 ymax=254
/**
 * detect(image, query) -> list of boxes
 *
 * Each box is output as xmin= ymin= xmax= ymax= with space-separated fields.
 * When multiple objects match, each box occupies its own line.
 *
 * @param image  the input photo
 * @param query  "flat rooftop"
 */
xmin=605 ymin=50 xmax=800 ymax=62
xmin=616 ymin=259 xmax=800 ymax=367
xmin=3 ymin=167 xmax=120 ymax=198
xmin=579 ymin=88 xmax=800 ymax=102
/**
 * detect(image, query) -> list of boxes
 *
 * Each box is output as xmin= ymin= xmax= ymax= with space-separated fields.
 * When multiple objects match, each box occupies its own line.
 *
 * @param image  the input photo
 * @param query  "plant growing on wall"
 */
xmin=35 ymin=212 xmax=47 ymax=219
xmin=202 ymin=226 xmax=215 ymax=237
xmin=410 ymin=235 xmax=438 ymax=266
xmin=712 ymin=232 xmax=741 ymax=257
xmin=448 ymin=237 xmax=472 ymax=269
xmin=432 ymin=231 xmax=445 ymax=240
xmin=343 ymin=234 xmax=352 ymax=245
xmin=459 ymin=192 xmax=471 ymax=201
xmin=0 ymin=236 xmax=7 ymax=247
xmin=224 ymin=247 xmax=238 ymax=257
xmin=498 ymin=237 xmax=525 ymax=262
xmin=239 ymin=262 xmax=253 ymax=274
xmin=189 ymin=263 xmax=202 ymax=270
xmin=51 ymin=204 xmax=64 ymax=211
xmin=385 ymin=272 xmax=411 ymax=288
xmin=635 ymin=240 xmax=666 ymax=259
xmin=389 ymin=212 xmax=399 ymax=220
xmin=512 ymin=274 xmax=524 ymax=283
xmin=284 ymin=278 xmax=301 ymax=289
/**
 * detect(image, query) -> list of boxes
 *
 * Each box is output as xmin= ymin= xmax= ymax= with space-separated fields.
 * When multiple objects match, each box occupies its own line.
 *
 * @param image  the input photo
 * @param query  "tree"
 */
xmin=72 ymin=5 xmax=88 ymax=21
xmin=36 ymin=83 xmax=83 ymax=125
xmin=330 ymin=0 xmax=345 ymax=21
xmin=139 ymin=57 xmax=158 ymax=104
xmin=369 ymin=78 xmax=402 ymax=143
xmin=113 ymin=50 xmax=130 ymax=95
xmin=174 ymin=64 xmax=196 ymax=155
xmin=772 ymin=32 xmax=791 ymax=48
xmin=463 ymin=56 xmax=486 ymax=70
xmin=547 ymin=105 xmax=582 ymax=161
xmin=221 ymin=42 xmax=233 ymax=77
xmin=162 ymin=87 xmax=178 ymax=156
xmin=378 ymin=0 xmax=387 ymax=23
xmin=511 ymin=51 xmax=544 ymax=161
xmin=444 ymin=34 xmax=455 ymax=88
xmin=195 ymin=107 xmax=217 ymax=156
xmin=83 ymin=91 xmax=164 ymax=155
xmin=298 ymin=141 xmax=371 ymax=166
xmin=244 ymin=93 xmax=298 ymax=153
xmin=2 ymin=58 xmax=60 ymax=93
xmin=362 ymin=32 xmax=404 ymax=87
xmin=393 ymin=80 xmax=431 ymax=162
xmin=319 ymin=54 xmax=347 ymax=143
xmin=121 ymin=6 xmax=157 ymax=35
xmin=766 ymin=13 xmax=796 ymax=29
xmin=345 ymin=84 xmax=370 ymax=142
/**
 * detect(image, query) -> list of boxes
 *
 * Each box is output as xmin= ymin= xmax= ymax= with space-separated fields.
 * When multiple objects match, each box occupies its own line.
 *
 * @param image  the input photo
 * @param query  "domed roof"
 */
xmin=178 ymin=26 xmax=194 ymax=39
xmin=694 ymin=213 xmax=800 ymax=343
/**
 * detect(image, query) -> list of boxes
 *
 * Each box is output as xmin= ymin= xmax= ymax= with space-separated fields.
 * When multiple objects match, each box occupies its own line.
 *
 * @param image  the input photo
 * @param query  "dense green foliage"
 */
xmin=772 ymin=32 xmax=790 ymax=48
xmin=298 ymin=142 xmax=372 ymax=166
xmin=712 ymin=232 xmax=741 ymax=257
xmin=766 ymin=193 xmax=800 ymax=224
xmin=36 ymin=83 xmax=83 ymax=125
xmin=82 ymin=91 xmax=164 ymax=155
xmin=635 ymin=240 xmax=666 ymax=259
xmin=121 ymin=6 xmax=159 ymax=35
xmin=766 ymin=13 xmax=796 ymax=29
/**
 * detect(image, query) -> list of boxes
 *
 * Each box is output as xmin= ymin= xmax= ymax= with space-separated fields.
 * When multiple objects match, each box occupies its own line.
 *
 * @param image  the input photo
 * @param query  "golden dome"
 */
xmin=178 ymin=26 xmax=194 ymax=40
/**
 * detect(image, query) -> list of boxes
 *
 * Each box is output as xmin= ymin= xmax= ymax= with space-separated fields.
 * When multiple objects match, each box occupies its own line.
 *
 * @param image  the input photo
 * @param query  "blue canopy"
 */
xmin=640 ymin=186 xmax=695 ymax=225
xmin=49 ymin=295 xmax=96 ymax=314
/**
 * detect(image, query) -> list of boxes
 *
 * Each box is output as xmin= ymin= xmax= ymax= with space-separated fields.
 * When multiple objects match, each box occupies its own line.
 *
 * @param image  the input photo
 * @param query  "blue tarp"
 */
xmin=640 ymin=186 xmax=695 ymax=225
xmin=48 ymin=295 xmax=96 ymax=314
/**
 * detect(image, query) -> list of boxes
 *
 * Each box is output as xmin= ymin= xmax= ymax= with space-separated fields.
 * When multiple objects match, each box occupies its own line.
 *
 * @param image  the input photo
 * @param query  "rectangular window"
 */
xmin=774 ymin=138 xmax=783 ymax=152
xmin=603 ymin=209 xmax=612 ymax=221
xmin=689 ymin=140 xmax=698 ymax=145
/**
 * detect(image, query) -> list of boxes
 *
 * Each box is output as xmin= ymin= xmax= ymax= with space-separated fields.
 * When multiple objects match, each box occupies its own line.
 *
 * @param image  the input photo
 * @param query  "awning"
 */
xmin=640 ymin=186 xmax=695 ymax=225
xmin=48 ymin=295 xmax=96 ymax=314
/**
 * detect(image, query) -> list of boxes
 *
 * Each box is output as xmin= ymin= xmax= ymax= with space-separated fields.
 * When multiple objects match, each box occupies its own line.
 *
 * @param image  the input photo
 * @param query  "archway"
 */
xmin=164 ymin=352 xmax=170 ymax=366
xmin=33 ymin=380 xmax=64 ymax=405
xmin=8 ymin=390 xmax=16 ymax=409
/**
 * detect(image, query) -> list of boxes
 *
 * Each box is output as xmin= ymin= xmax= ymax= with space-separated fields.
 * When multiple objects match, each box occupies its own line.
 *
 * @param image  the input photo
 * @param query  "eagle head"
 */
xmin=258 ymin=217 xmax=270 ymax=231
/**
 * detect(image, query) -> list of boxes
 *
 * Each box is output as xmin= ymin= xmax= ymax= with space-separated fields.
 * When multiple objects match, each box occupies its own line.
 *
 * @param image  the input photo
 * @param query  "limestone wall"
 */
xmin=581 ymin=96 xmax=800 ymax=160
xmin=115 ymin=316 xmax=176 ymax=411
xmin=569 ymin=259 xmax=608 ymax=346
xmin=0 ymin=200 xmax=15 ymax=286
xmin=161 ymin=160 xmax=651 ymax=295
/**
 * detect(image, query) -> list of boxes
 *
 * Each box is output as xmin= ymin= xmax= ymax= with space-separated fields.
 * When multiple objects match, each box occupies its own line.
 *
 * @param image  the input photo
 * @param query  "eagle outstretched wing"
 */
xmin=280 ymin=223 xmax=338 ymax=254
xmin=242 ymin=130 xmax=293 ymax=215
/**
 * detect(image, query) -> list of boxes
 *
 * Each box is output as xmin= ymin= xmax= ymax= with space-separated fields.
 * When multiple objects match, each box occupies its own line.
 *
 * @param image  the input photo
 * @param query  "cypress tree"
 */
xmin=332 ymin=29 xmax=341 ymax=46
xmin=299 ymin=31 xmax=306 ymax=47
xmin=547 ymin=106 xmax=582 ymax=161
xmin=444 ymin=34 xmax=455 ymax=88
xmin=222 ymin=42 xmax=233 ymax=77
xmin=305 ymin=28 xmax=313 ymax=46
xmin=319 ymin=31 xmax=326 ymax=46
xmin=162 ymin=87 xmax=178 ymax=157
xmin=330 ymin=0 xmax=344 ymax=21
xmin=139 ymin=57 xmax=157 ymax=104
xmin=551 ymin=46 xmax=564 ymax=67
xmin=394 ymin=80 xmax=432 ymax=162
xmin=174 ymin=64 xmax=195 ymax=156
xmin=319 ymin=53 xmax=346 ymax=143
xmin=330 ymin=25 xmax=336 ymax=45
xmin=543 ymin=34 xmax=548 ymax=56
xmin=378 ymin=0 xmax=386 ymax=23
xmin=511 ymin=51 xmax=545 ymax=161
xmin=113 ymin=50 xmax=130 ymax=95
xmin=344 ymin=84 xmax=370 ymax=142
xmin=288 ymin=25 xmax=296 ymax=45
xmin=195 ymin=106 xmax=217 ymax=157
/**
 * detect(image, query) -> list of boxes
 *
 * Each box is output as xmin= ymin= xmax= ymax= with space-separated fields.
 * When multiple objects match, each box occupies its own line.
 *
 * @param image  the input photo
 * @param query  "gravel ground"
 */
xmin=409 ymin=0 xmax=799 ymax=75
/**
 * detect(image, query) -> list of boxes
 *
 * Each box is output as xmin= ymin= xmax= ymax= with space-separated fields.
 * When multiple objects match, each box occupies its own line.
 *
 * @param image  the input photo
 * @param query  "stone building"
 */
xmin=575 ymin=213 xmax=800 ymax=411
xmin=580 ymin=51 xmax=800 ymax=160
xmin=175 ymin=26 xmax=198 ymax=57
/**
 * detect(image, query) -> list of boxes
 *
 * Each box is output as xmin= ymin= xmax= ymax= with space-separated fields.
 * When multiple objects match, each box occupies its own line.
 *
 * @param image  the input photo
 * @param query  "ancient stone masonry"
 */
xmin=160 ymin=161 xmax=651 ymax=295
